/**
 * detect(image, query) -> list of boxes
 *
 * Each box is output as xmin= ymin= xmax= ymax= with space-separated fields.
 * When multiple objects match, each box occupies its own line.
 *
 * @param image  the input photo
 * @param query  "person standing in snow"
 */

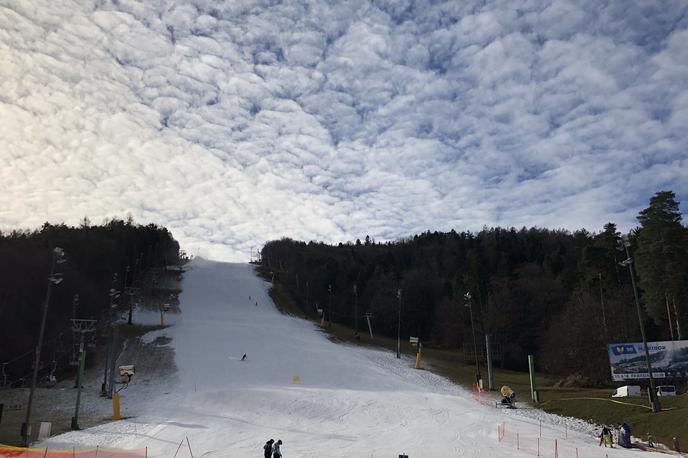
xmin=263 ymin=439 xmax=274 ymax=458
xmin=241 ymin=353 xmax=247 ymax=361
xmin=599 ymin=426 xmax=612 ymax=447
xmin=272 ymin=439 xmax=282 ymax=458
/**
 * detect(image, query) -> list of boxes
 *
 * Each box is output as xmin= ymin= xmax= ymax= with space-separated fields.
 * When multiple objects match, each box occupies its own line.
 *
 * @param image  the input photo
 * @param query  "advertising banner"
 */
xmin=608 ymin=340 xmax=688 ymax=381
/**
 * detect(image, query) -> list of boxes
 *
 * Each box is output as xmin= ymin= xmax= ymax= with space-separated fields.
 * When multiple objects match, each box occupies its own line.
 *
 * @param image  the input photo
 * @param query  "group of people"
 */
xmin=598 ymin=422 xmax=632 ymax=448
xmin=263 ymin=439 xmax=283 ymax=458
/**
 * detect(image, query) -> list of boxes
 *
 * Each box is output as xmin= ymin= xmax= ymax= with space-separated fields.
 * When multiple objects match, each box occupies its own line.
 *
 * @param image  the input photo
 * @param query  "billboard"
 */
xmin=608 ymin=340 xmax=688 ymax=381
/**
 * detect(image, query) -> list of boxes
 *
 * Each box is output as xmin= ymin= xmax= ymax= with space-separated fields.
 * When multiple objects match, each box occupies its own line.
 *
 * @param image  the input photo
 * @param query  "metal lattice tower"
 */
xmin=70 ymin=318 xmax=97 ymax=366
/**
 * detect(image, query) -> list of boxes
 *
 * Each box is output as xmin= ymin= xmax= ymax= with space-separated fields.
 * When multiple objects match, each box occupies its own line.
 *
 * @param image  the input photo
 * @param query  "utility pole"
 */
xmin=70 ymin=319 xmax=97 ymax=430
xmin=125 ymin=286 xmax=138 ymax=326
xmin=22 ymin=247 xmax=65 ymax=447
xmin=464 ymin=292 xmax=481 ymax=385
xmin=666 ymin=293 xmax=675 ymax=341
xmin=328 ymin=284 xmax=333 ymax=327
xmin=354 ymin=284 xmax=358 ymax=336
xmin=598 ymin=273 xmax=609 ymax=341
xmin=619 ymin=235 xmax=660 ymax=413
xmin=396 ymin=288 xmax=402 ymax=359
xmin=101 ymin=328 xmax=111 ymax=397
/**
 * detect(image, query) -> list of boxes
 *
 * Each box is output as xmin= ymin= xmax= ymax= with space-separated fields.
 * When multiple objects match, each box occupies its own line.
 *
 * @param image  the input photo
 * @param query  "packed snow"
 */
xmin=36 ymin=259 xmax=658 ymax=457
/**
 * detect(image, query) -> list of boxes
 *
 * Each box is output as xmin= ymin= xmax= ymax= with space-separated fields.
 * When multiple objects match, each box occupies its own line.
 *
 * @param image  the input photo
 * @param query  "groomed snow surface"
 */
xmin=40 ymin=260 xmax=656 ymax=457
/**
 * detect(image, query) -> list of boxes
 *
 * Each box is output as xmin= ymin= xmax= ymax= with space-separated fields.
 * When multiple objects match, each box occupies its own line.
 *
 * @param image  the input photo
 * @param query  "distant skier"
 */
xmin=256 ymin=301 xmax=258 ymax=306
xmin=272 ymin=439 xmax=282 ymax=458
xmin=263 ymin=439 xmax=274 ymax=458
xmin=599 ymin=426 xmax=612 ymax=447
xmin=241 ymin=353 xmax=247 ymax=361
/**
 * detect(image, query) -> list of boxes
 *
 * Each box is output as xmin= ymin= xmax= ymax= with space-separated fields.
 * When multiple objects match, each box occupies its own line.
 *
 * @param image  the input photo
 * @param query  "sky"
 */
xmin=1 ymin=0 xmax=687 ymax=261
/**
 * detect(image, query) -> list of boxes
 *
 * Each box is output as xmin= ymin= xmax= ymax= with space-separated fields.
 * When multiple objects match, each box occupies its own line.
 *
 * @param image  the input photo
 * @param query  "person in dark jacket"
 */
xmin=272 ymin=439 xmax=282 ymax=458
xmin=263 ymin=439 xmax=274 ymax=458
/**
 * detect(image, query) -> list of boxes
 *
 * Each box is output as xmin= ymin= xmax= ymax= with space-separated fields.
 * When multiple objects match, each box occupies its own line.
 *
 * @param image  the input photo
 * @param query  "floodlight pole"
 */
xmin=328 ymin=284 xmax=333 ymax=327
xmin=354 ymin=284 xmax=358 ymax=335
xmin=71 ymin=335 xmax=86 ymax=430
xmin=465 ymin=292 xmax=481 ymax=385
xmin=22 ymin=247 xmax=63 ymax=446
xmin=621 ymin=236 xmax=660 ymax=413
xmin=396 ymin=289 xmax=402 ymax=359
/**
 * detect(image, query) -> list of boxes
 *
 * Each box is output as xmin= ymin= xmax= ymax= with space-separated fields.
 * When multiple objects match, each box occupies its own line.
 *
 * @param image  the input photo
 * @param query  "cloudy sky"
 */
xmin=1 ymin=0 xmax=687 ymax=261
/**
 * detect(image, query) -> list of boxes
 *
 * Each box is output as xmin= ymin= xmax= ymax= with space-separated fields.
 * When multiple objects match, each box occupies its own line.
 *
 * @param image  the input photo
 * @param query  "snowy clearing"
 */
xmin=35 ymin=260 xmax=659 ymax=457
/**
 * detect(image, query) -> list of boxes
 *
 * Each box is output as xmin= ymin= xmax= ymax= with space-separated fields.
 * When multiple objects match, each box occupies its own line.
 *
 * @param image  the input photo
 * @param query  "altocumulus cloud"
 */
xmin=1 ymin=0 xmax=687 ymax=260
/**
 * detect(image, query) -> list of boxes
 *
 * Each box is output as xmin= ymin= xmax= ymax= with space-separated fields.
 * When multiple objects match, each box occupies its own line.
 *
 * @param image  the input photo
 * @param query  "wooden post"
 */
xmin=554 ymin=439 xmax=558 ymax=458
xmin=186 ymin=436 xmax=193 ymax=458
xmin=173 ymin=439 xmax=184 ymax=458
xmin=517 ymin=432 xmax=519 ymax=450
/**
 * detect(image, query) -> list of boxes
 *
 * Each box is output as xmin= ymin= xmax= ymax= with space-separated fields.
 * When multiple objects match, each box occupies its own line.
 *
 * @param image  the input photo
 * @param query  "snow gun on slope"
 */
xmin=497 ymin=385 xmax=516 ymax=409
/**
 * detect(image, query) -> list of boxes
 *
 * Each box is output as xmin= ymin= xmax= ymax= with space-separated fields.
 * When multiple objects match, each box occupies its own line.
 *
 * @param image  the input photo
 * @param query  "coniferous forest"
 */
xmin=0 ymin=218 xmax=181 ymax=383
xmin=260 ymin=191 xmax=688 ymax=385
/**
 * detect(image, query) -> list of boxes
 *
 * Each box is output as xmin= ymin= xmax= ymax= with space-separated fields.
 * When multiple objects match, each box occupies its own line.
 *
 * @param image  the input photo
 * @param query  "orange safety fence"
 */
xmin=471 ymin=383 xmax=496 ymax=407
xmin=0 ymin=445 xmax=146 ymax=458
xmin=497 ymin=423 xmax=615 ymax=458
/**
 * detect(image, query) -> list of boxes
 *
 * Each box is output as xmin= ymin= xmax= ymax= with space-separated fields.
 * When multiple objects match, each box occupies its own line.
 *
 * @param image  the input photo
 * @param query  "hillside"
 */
xmin=4 ymin=260 xmax=654 ymax=457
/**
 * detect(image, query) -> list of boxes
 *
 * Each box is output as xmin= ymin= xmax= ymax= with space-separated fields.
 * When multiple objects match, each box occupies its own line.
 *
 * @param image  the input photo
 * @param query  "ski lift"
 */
xmin=87 ymin=331 xmax=97 ymax=349
xmin=45 ymin=359 xmax=57 ymax=387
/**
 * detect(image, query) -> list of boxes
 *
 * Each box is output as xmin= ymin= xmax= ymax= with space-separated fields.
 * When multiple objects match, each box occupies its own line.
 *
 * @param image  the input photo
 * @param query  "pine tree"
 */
xmin=635 ymin=191 xmax=688 ymax=338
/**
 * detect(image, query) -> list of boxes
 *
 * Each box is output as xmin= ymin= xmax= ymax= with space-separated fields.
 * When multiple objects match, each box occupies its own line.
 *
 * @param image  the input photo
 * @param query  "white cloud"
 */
xmin=1 ymin=0 xmax=687 ymax=261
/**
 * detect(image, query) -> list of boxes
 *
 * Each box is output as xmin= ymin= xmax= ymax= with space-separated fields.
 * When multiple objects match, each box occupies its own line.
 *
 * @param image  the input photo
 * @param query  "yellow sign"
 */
xmin=292 ymin=375 xmax=300 ymax=382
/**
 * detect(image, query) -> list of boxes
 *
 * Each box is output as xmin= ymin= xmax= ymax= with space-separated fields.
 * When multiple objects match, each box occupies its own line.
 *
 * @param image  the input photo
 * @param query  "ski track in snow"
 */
xmin=35 ymin=260 xmax=660 ymax=457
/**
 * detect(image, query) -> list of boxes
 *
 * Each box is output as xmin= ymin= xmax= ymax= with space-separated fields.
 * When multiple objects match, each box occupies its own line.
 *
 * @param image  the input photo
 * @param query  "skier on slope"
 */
xmin=272 ymin=439 xmax=283 ymax=458
xmin=263 ymin=439 xmax=274 ymax=458
xmin=241 ymin=353 xmax=247 ymax=361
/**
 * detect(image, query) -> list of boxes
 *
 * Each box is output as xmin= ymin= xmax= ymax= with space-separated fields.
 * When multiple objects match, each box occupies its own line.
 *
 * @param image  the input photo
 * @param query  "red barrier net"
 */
xmin=0 ymin=445 xmax=146 ymax=458
xmin=497 ymin=423 xmax=615 ymax=458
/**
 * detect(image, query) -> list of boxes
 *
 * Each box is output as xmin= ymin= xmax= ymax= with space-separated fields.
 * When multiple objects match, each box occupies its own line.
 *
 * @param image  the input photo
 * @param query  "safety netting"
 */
xmin=0 ymin=444 xmax=146 ymax=458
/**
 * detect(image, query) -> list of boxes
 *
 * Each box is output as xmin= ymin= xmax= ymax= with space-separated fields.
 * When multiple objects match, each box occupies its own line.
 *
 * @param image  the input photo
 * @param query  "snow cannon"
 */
xmin=499 ymin=385 xmax=516 ymax=408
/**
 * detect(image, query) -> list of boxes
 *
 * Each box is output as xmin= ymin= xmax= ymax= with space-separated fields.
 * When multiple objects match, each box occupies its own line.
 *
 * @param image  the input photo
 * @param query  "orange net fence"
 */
xmin=0 ymin=445 xmax=146 ymax=458
xmin=498 ymin=423 xmax=617 ymax=458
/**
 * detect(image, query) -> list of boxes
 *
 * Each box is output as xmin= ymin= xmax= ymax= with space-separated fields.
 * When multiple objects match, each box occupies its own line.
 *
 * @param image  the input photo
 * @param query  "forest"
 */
xmin=260 ymin=191 xmax=688 ymax=385
xmin=0 ymin=218 xmax=182 ymax=384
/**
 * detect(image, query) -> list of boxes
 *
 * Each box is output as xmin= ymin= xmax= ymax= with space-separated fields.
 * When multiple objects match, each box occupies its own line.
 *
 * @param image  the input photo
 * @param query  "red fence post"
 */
xmin=554 ymin=439 xmax=558 ymax=458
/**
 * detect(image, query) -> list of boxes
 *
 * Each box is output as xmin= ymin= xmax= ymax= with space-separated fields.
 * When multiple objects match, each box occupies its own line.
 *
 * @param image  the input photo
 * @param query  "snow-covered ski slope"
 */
xmin=42 ymin=260 xmax=651 ymax=457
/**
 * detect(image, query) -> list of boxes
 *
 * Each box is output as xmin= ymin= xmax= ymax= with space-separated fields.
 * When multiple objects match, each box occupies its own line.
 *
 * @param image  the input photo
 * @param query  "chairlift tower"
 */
xmin=69 ymin=295 xmax=81 ymax=366
xmin=70 ymin=318 xmax=97 ymax=431
xmin=124 ymin=286 xmax=139 ymax=325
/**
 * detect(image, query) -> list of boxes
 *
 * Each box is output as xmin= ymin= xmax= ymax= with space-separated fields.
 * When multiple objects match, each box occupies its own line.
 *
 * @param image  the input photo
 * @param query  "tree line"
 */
xmin=260 ymin=191 xmax=688 ymax=385
xmin=0 ymin=217 xmax=182 ymax=383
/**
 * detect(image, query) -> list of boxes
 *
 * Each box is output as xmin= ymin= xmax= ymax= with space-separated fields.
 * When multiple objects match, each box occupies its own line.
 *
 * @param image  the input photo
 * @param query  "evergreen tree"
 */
xmin=635 ymin=191 xmax=688 ymax=338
